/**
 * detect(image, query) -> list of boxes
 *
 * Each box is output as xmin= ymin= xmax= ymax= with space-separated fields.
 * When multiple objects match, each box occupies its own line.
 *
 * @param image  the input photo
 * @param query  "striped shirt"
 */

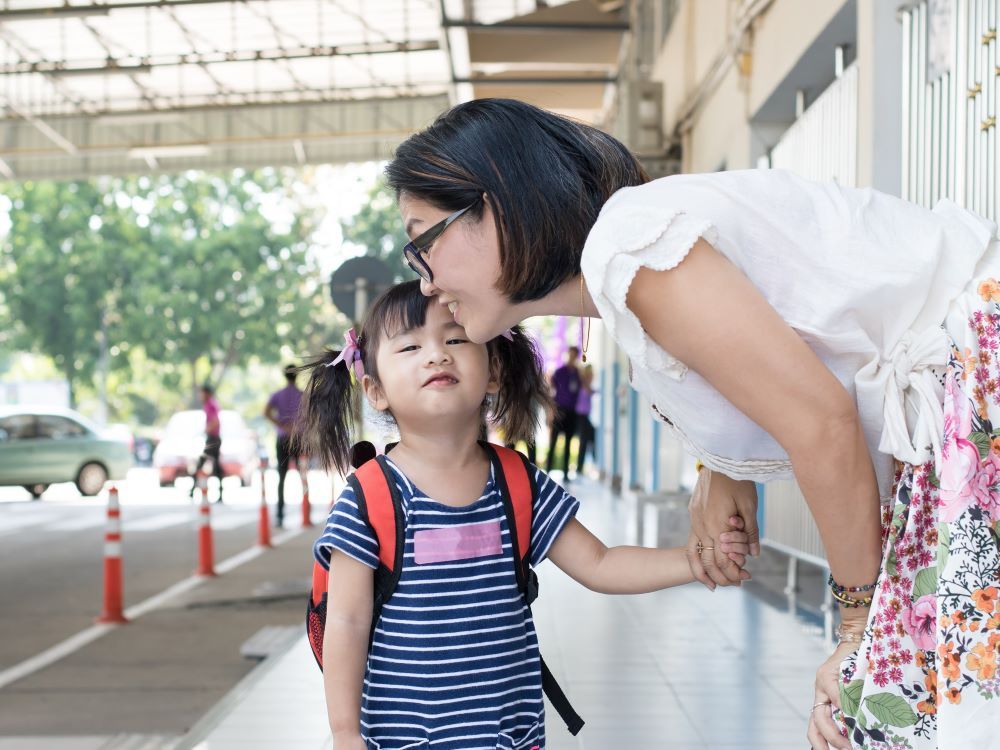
xmin=314 ymin=458 xmax=579 ymax=750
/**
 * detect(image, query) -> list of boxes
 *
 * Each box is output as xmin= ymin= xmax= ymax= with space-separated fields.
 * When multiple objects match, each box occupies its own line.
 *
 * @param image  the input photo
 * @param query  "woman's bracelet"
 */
xmin=828 ymin=573 xmax=878 ymax=608
xmin=835 ymin=624 xmax=864 ymax=644
xmin=831 ymin=588 xmax=874 ymax=608
xmin=827 ymin=573 xmax=879 ymax=595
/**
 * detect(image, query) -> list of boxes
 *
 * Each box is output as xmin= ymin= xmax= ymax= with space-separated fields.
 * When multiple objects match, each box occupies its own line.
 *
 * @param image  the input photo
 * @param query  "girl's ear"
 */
xmin=362 ymin=374 xmax=390 ymax=412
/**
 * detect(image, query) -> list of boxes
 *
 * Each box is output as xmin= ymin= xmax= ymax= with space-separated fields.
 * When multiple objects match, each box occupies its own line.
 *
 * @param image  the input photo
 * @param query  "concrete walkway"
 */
xmin=176 ymin=477 xmax=827 ymax=750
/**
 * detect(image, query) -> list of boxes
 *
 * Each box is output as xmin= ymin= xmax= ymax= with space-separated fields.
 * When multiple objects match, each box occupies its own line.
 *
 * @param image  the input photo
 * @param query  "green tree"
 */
xmin=0 ymin=170 xmax=329 ymax=411
xmin=340 ymin=180 xmax=410 ymax=281
xmin=125 ymin=170 xmax=324 ymax=405
xmin=0 ymin=180 xmax=147 ymax=405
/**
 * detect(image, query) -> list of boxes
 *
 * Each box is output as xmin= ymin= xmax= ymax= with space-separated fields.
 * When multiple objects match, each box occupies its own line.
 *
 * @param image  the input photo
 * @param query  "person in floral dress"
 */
xmin=836 ymin=279 xmax=1000 ymax=749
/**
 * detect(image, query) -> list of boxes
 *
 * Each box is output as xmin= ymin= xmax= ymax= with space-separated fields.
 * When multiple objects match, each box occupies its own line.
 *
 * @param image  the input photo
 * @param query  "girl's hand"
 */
xmin=331 ymin=731 xmax=368 ymax=750
xmin=686 ymin=470 xmax=760 ymax=589
xmin=807 ymin=641 xmax=856 ymax=750
xmin=718 ymin=514 xmax=751 ymax=568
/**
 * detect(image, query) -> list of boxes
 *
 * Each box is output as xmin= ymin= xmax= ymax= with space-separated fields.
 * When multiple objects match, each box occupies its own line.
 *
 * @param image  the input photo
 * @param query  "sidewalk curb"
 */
xmin=173 ymin=629 xmax=306 ymax=750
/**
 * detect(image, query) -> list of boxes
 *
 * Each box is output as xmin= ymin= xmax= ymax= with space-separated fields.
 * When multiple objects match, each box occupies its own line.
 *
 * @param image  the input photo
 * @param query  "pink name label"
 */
xmin=413 ymin=521 xmax=503 ymax=565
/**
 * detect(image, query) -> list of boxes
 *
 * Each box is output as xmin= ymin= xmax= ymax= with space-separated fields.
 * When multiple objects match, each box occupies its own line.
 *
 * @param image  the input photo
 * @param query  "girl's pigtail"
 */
xmin=291 ymin=349 xmax=358 ymax=475
xmin=490 ymin=327 xmax=553 ymax=445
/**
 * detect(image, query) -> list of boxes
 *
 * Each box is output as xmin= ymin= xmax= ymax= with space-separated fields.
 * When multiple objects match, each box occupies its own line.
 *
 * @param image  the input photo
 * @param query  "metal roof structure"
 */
xmin=0 ymin=0 xmax=628 ymax=179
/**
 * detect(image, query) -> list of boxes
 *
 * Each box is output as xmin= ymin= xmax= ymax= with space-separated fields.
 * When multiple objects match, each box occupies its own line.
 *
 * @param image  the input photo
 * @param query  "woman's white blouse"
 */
xmin=581 ymin=169 xmax=997 ymax=500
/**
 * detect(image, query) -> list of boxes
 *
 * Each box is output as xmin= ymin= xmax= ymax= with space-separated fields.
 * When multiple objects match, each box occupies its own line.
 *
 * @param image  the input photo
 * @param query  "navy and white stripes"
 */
xmin=314 ymin=459 xmax=578 ymax=750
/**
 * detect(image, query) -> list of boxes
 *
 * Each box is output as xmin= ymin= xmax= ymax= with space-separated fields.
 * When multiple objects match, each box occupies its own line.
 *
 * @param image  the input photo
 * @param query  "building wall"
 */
xmin=747 ymin=0 xmax=851 ymax=115
xmin=651 ymin=0 xmax=854 ymax=173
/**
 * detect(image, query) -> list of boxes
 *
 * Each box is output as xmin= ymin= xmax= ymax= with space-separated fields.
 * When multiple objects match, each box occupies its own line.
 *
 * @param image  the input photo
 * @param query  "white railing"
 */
xmin=761 ymin=482 xmax=827 ymax=567
xmin=901 ymin=0 xmax=998 ymax=222
xmin=768 ymin=62 xmax=859 ymax=187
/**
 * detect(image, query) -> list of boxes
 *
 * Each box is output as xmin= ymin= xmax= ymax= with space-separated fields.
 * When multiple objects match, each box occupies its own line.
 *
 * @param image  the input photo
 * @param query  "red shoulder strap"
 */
xmin=354 ymin=458 xmax=398 ymax=572
xmin=489 ymin=443 xmax=533 ymax=566
xmin=310 ymin=561 xmax=328 ymax=607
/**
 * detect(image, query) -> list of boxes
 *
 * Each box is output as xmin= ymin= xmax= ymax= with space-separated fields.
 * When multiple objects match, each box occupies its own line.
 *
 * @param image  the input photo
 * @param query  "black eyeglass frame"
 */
xmin=402 ymin=202 xmax=477 ymax=283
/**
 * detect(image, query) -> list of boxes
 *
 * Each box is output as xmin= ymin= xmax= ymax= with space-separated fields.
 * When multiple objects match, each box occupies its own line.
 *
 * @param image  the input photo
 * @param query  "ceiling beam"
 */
xmin=456 ymin=76 xmax=616 ymax=85
xmin=0 ymin=1 xmax=243 ymax=21
xmin=0 ymin=40 xmax=441 ymax=77
xmin=0 ymin=90 xmax=446 ymax=123
xmin=441 ymin=20 xmax=629 ymax=32
xmin=2 ymin=100 xmax=78 ymax=154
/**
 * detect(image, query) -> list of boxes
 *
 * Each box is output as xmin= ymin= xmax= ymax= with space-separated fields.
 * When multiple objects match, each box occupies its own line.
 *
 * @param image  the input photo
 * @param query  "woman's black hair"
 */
xmin=385 ymin=98 xmax=649 ymax=302
xmin=293 ymin=280 xmax=552 ymax=475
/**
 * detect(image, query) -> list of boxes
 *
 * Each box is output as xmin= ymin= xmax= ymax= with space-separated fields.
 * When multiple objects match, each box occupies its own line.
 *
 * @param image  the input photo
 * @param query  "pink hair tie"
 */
xmin=327 ymin=328 xmax=365 ymax=379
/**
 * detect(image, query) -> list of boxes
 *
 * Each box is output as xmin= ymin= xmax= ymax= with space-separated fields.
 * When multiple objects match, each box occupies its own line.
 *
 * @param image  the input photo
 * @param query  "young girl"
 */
xmin=298 ymin=281 xmax=750 ymax=750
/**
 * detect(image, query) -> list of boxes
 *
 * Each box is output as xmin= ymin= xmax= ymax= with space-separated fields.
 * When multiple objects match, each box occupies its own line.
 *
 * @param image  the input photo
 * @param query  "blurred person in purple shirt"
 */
xmin=546 ymin=346 xmax=580 ymax=479
xmin=264 ymin=365 xmax=303 ymax=528
xmin=572 ymin=365 xmax=595 ymax=477
xmin=192 ymin=383 xmax=225 ymax=502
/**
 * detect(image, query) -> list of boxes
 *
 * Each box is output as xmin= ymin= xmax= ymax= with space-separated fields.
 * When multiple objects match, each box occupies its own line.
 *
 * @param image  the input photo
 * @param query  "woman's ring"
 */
xmin=695 ymin=542 xmax=715 ymax=554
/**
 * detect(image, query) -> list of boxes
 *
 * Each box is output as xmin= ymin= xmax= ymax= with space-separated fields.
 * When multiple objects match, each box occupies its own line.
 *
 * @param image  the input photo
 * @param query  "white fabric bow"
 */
xmin=877 ymin=326 xmax=951 ymax=467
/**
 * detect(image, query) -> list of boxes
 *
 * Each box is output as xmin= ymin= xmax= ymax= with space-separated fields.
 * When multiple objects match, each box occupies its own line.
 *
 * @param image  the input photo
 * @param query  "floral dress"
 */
xmin=837 ymin=268 xmax=1000 ymax=749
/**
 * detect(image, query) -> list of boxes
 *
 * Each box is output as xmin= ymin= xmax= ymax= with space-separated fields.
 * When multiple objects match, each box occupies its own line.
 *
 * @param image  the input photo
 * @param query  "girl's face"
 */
xmin=399 ymin=194 xmax=518 ymax=344
xmin=362 ymin=301 xmax=499 ymax=429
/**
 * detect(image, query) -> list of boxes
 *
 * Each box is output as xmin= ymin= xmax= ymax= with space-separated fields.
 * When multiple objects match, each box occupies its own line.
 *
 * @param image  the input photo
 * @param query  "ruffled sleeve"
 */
xmin=581 ymin=203 xmax=719 ymax=380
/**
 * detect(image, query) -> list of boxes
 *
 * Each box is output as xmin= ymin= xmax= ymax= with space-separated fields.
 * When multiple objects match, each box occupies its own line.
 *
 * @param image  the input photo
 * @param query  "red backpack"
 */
xmin=306 ymin=442 xmax=584 ymax=736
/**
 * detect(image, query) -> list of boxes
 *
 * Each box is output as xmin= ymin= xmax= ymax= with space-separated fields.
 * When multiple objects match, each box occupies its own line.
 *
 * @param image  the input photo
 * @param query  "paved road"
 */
xmin=0 ymin=467 xmax=335 ymax=675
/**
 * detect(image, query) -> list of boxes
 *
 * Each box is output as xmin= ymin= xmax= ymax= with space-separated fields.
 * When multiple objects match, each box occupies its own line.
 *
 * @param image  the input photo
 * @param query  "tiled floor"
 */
xmin=181 ymin=478 xmax=828 ymax=749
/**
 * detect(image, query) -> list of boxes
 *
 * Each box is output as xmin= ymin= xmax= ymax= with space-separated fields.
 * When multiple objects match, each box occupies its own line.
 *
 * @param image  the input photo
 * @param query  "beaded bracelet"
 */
xmin=828 ymin=573 xmax=879 ymax=596
xmin=831 ymin=588 xmax=874 ymax=608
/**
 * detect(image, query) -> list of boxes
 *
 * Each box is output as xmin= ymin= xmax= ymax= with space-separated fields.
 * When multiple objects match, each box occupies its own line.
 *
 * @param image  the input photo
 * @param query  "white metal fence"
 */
xmin=901 ymin=0 xmax=998 ymax=222
xmin=768 ymin=62 xmax=859 ymax=187
xmin=760 ymin=481 xmax=828 ymax=567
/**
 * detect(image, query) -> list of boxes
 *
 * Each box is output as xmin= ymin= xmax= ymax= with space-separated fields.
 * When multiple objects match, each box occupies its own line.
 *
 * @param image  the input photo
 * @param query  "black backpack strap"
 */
xmin=351 ymin=455 xmax=405 ymax=647
xmin=541 ymin=660 xmax=585 ymax=735
xmin=485 ymin=442 xmax=584 ymax=736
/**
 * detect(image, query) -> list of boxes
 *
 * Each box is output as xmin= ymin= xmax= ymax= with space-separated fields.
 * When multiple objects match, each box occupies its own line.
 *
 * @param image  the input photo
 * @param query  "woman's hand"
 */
xmin=807 ymin=641 xmax=857 ymax=749
xmin=686 ymin=469 xmax=761 ymax=589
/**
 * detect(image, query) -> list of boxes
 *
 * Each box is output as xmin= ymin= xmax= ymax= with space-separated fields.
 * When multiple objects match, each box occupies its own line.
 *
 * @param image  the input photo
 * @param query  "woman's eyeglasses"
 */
xmin=402 ymin=203 xmax=476 ymax=283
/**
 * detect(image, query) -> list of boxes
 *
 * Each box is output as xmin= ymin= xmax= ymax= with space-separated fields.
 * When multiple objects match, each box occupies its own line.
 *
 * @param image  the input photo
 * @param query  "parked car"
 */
xmin=153 ymin=410 xmax=259 ymax=487
xmin=0 ymin=406 xmax=134 ymax=499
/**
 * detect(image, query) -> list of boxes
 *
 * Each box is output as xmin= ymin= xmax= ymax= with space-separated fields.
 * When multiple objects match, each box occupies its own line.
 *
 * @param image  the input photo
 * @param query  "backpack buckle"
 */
xmin=525 ymin=568 xmax=539 ymax=606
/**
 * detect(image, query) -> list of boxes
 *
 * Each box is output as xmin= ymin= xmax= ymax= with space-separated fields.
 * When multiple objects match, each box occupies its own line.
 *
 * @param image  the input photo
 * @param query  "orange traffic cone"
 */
xmin=97 ymin=486 xmax=128 ymax=624
xmin=196 ymin=487 xmax=216 ymax=576
xmin=258 ymin=467 xmax=272 ymax=548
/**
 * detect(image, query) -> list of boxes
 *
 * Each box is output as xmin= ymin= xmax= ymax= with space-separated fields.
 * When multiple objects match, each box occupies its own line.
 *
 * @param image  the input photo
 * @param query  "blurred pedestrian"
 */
xmin=264 ymin=364 xmax=303 ymax=528
xmin=191 ymin=383 xmax=224 ymax=503
xmin=572 ymin=364 xmax=595 ymax=477
xmin=546 ymin=345 xmax=580 ymax=478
